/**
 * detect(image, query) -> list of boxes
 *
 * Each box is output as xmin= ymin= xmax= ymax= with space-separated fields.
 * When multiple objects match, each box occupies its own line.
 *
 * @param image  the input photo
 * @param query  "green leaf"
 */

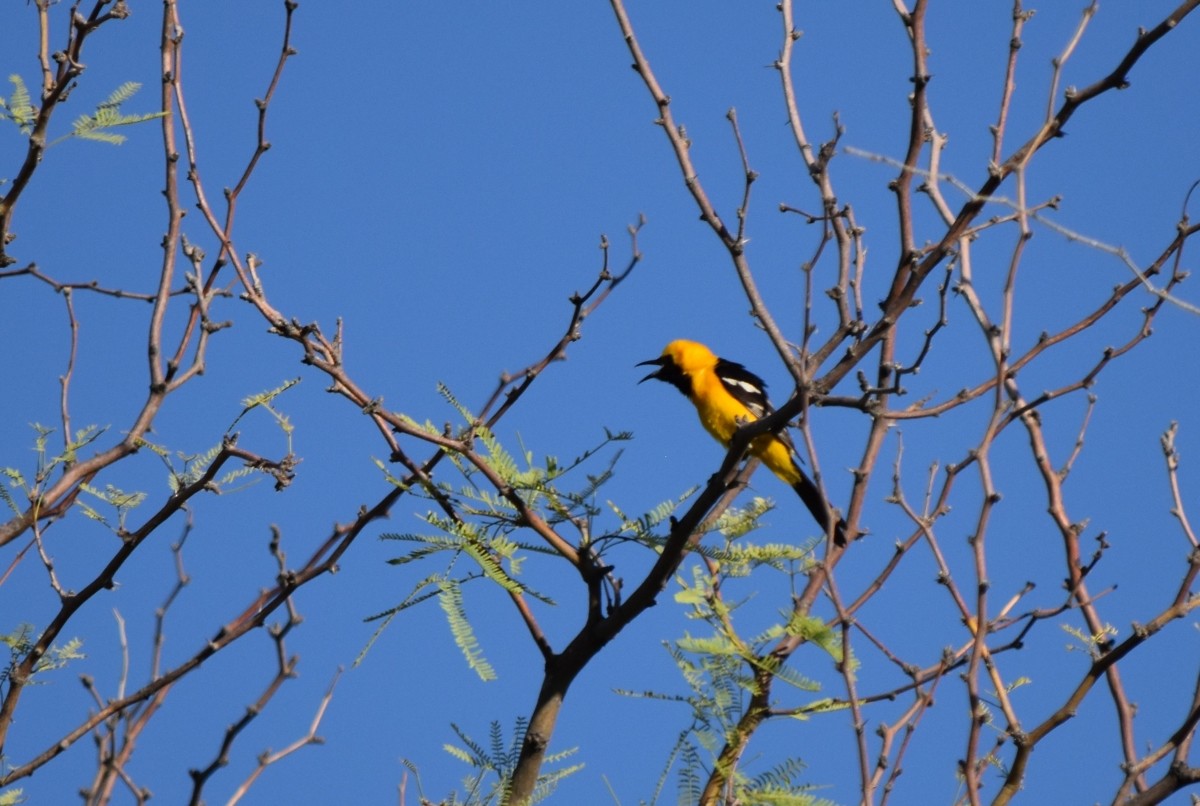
xmin=442 ymin=742 xmax=476 ymax=766
xmin=100 ymin=81 xmax=142 ymax=107
xmin=0 ymin=786 xmax=25 ymax=806
xmin=49 ymin=81 xmax=165 ymax=147
xmin=0 ymin=470 xmax=22 ymax=514
xmin=3 ymin=74 xmax=34 ymax=134
xmin=74 ymin=500 xmax=109 ymax=527
xmin=438 ymin=581 xmax=496 ymax=682
xmin=436 ymin=381 xmax=477 ymax=425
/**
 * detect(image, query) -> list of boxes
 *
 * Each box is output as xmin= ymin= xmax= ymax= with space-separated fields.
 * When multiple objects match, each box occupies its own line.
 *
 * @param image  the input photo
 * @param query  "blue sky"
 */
xmin=2 ymin=2 xmax=1199 ymax=804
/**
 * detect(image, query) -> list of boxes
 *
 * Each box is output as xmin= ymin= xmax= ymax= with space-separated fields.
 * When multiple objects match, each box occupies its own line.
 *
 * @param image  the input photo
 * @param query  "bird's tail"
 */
xmin=790 ymin=461 xmax=848 ymax=547
xmin=755 ymin=435 xmax=849 ymax=546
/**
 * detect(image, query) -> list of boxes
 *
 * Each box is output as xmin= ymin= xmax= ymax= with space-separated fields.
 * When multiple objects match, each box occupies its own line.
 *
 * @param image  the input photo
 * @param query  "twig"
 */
xmin=225 ymin=669 xmax=341 ymax=806
xmin=990 ymin=1 xmax=1033 ymax=167
xmin=58 ymin=288 xmax=78 ymax=451
xmin=1162 ymin=423 xmax=1200 ymax=549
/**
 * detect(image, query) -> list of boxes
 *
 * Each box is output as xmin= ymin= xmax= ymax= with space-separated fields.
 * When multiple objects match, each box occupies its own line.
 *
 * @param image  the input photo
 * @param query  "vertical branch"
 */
xmin=57 ymin=288 xmax=78 ymax=452
xmin=1162 ymin=423 xmax=1200 ymax=549
xmin=1012 ymin=404 xmax=1143 ymax=789
xmin=990 ymin=1 xmax=1032 ymax=167
xmin=777 ymin=0 xmax=856 ymax=336
xmin=31 ymin=518 xmax=65 ymax=598
xmin=608 ymin=0 xmax=796 ymax=377
xmin=1045 ymin=2 xmax=1099 ymax=124
xmin=823 ymin=574 xmax=872 ymax=800
xmin=152 ymin=3 xmax=184 ymax=391
xmin=82 ymin=610 xmax=171 ymax=806
xmin=152 ymin=514 xmax=194 ymax=680
xmin=726 ymin=108 xmax=757 ymax=246
xmin=885 ymin=0 xmax=931 ymax=300
xmin=35 ymin=0 xmax=54 ymax=96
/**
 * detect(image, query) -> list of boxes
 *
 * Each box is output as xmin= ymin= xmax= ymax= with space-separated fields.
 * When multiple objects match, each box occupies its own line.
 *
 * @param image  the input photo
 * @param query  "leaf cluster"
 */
xmin=0 ymin=623 xmax=84 ymax=694
xmin=616 ymin=506 xmax=847 ymax=804
xmin=1 ymin=423 xmax=106 ymax=517
xmin=365 ymin=385 xmax=642 ymax=678
xmin=0 ymin=75 xmax=162 ymax=149
xmin=53 ymin=81 xmax=165 ymax=146
xmin=0 ymin=75 xmax=34 ymax=136
xmin=402 ymin=718 xmax=581 ymax=806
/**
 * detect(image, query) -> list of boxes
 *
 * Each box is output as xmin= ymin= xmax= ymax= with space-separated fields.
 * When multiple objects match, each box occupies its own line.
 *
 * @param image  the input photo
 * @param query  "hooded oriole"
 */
xmin=638 ymin=339 xmax=846 ymax=545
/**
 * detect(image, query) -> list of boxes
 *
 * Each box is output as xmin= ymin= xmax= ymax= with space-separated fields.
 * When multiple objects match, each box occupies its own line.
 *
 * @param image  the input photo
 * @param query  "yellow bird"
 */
xmin=638 ymin=339 xmax=846 ymax=544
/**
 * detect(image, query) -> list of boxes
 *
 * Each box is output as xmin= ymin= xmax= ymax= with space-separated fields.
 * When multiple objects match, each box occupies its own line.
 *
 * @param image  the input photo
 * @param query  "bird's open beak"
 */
xmin=636 ymin=356 xmax=667 ymax=384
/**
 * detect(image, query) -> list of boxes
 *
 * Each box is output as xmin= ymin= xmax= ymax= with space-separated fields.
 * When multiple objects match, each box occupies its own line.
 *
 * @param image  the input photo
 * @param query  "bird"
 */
xmin=638 ymin=339 xmax=846 ymax=545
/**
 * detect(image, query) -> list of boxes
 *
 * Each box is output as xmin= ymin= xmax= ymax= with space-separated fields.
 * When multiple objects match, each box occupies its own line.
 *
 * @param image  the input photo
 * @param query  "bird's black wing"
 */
xmin=714 ymin=358 xmax=771 ymax=420
xmin=719 ymin=357 xmax=830 ymax=537
xmin=716 ymin=357 xmax=807 ymax=462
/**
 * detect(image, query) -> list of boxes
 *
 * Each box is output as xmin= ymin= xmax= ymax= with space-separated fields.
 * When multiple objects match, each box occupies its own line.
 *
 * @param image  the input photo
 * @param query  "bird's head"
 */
xmin=637 ymin=339 xmax=715 ymax=395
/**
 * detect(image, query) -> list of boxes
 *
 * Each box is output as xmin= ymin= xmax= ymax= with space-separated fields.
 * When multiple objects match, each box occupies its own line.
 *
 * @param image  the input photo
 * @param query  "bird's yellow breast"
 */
xmin=689 ymin=367 xmax=751 ymax=443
